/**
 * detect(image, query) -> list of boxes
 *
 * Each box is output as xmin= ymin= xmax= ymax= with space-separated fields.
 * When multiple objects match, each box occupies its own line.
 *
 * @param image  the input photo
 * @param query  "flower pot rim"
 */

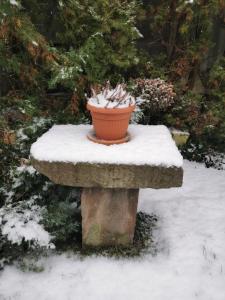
xmin=87 ymin=103 xmax=135 ymax=114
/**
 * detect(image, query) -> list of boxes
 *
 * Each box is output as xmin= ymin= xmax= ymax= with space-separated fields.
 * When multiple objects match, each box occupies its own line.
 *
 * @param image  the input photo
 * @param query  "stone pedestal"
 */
xmin=81 ymin=188 xmax=139 ymax=247
xmin=30 ymin=125 xmax=183 ymax=247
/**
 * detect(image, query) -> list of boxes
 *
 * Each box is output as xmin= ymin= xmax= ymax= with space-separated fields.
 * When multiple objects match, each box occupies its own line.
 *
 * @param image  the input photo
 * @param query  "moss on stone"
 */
xmin=85 ymin=224 xmax=102 ymax=246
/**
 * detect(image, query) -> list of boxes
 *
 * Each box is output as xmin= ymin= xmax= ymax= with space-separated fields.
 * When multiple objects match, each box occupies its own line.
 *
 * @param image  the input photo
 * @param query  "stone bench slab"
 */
xmin=30 ymin=125 xmax=183 ymax=189
xmin=31 ymin=160 xmax=183 ymax=188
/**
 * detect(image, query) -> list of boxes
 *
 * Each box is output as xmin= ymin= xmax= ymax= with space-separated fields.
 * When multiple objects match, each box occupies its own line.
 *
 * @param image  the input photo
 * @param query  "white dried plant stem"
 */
xmin=96 ymin=95 xmax=100 ymax=104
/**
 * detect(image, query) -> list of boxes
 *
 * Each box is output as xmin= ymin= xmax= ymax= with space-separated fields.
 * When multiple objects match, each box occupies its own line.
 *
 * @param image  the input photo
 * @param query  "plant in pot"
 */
xmin=87 ymin=82 xmax=135 ymax=144
xmin=131 ymin=78 xmax=176 ymax=124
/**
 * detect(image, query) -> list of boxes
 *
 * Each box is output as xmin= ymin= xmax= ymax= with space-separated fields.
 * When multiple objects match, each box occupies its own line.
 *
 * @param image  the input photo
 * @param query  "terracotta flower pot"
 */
xmin=87 ymin=103 xmax=135 ymax=140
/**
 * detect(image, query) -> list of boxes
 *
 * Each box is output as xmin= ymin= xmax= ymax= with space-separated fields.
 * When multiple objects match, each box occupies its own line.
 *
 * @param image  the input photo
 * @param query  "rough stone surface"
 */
xmin=81 ymin=188 xmax=139 ymax=246
xmin=31 ymin=158 xmax=183 ymax=189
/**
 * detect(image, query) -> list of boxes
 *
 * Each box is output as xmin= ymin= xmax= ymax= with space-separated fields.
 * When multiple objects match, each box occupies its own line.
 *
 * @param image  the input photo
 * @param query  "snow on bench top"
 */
xmin=30 ymin=125 xmax=183 ymax=168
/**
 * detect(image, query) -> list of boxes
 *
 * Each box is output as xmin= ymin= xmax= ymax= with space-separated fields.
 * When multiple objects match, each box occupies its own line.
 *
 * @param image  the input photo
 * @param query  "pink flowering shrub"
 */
xmin=133 ymin=78 xmax=176 ymax=114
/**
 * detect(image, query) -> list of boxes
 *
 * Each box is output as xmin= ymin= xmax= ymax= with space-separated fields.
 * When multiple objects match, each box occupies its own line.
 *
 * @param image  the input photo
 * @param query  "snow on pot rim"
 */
xmin=87 ymin=102 xmax=135 ymax=114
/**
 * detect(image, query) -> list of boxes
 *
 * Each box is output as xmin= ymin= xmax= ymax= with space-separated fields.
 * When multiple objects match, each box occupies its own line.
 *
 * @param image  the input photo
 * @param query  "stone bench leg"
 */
xmin=81 ymin=188 xmax=139 ymax=247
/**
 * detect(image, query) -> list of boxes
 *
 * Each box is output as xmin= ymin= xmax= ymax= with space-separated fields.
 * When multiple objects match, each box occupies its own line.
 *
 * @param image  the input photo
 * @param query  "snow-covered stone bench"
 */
xmin=31 ymin=125 xmax=183 ymax=247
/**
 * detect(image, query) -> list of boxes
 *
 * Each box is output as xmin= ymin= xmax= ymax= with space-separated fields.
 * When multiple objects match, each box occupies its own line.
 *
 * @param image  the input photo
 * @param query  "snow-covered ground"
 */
xmin=0 ymin=160 xmax=225 ymax=300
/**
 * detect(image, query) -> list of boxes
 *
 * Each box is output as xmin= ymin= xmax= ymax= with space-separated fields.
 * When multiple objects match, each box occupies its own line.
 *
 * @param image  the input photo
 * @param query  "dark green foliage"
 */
xmin=0 ymin=235 xmax=31 ymax=270
xmin=133 ymin=212 xmax=158 ymax=253
xmin=0 ymin=0 xmax=57 ymax=95
xmin=163 ymin=59 xmax=225 ymax=163
xmin=181 ymin=142 xmax=225 ymax=170
xmin=48 ymin=0 xmax=140 ymax=91
xmin=42 ymin=188 xmax=82 ymax=248
xmin=0 ymin=107 xmax=86 ymax=268
xmin=134 ymin=1 xmax=225 ymax=164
